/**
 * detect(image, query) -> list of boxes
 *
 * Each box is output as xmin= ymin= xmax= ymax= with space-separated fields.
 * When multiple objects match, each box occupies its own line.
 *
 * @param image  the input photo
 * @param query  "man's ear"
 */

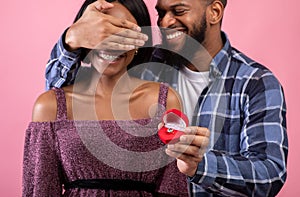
xmin=207 ymin=0 xmax=224 ymax=25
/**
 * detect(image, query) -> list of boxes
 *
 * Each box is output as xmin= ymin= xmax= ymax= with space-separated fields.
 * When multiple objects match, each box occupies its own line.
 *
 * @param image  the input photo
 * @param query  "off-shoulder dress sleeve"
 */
xmin=22 ymin=122 xmax=63 ymax=196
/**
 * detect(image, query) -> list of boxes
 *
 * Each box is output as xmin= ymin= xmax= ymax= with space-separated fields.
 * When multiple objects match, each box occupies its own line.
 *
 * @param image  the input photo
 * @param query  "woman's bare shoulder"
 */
xmin=31 ymin=89 xmax=57 ymax=122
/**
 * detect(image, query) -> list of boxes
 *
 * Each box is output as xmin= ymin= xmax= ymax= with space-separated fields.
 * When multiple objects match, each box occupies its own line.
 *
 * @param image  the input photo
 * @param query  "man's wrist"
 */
xmin=63 ymin=27 xmax=79 ymax=52
xmin=57 ymin=30 xmax=81 ymax=61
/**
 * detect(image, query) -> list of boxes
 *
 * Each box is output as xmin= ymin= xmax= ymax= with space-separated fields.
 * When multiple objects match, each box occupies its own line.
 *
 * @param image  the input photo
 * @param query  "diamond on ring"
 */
xmin=167 ymin=128 xmax=173 ymax=133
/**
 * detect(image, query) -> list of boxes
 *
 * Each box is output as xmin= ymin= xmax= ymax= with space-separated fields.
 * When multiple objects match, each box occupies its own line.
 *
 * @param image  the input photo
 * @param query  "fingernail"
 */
xmin=137 ymin=40 xmax=145 ymax=46
xmin=143 ymin=35 xmax=148 ymax=41
xmin=180 ymin=135 xmax=187 ymax=142
xmin=185 ymin=128 xmax=192 ymax=133
xmin=168 ymin=144 xmax=174 ymax=149
xmin=135 ymin=26 xmax=141 ymax=32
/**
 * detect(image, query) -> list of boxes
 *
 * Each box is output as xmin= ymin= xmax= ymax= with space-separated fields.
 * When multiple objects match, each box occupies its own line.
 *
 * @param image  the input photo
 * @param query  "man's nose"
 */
xmin=160 ymin=13 xmax=176 ymax=28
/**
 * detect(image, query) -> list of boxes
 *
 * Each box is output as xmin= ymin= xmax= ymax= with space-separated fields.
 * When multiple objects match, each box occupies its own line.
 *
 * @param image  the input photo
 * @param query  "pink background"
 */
xmin=0 ymin=0 xmax=298 ymax=196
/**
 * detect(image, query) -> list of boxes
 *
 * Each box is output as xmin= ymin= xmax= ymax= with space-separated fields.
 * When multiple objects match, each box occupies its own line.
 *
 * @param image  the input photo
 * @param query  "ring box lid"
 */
xmin=162 ymin=109 xmax=189 ymax=131
xmin=158 ymin=109 xmax=189 ymax=144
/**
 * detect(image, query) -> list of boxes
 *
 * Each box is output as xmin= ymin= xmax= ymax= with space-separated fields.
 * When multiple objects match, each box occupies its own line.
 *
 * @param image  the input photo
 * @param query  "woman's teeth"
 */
xmin=99 ymin=54 xmax=119 ymax=61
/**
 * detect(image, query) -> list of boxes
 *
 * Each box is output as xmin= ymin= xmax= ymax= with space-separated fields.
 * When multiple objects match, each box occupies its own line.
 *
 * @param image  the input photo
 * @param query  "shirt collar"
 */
xmin=209 ymin=32 xmax=232 ymax=81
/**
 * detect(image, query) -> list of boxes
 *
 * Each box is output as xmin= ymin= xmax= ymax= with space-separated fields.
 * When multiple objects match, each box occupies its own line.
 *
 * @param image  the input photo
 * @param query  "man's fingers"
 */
xmin=97 ymin=15 xmax=148 ymax=41
xmin=94 ymin=34 xmax=146 ymax=50
xmin=179 ymin=133 xmax=209 ymax=148
xmin=164 ymin=126 xmax=210 ymax=161
xmin=167 ymin=143 xmax=205 ymax=158
xmin=96 ymin=42 xmax=135 ymax=51
xmin=94 ymin=29 xmax=148 ymax=50
xmin=106 ymin=14 xmax=142 ymax=32
xmin=115 ymin=28 xmax=148 ymax=41
xmin=116 ymin=36 xmax=145 ymax=47
xmin=167 ymin=143 xmax=198 ymax=156
xmin=184 ymin=126 xmax=210 ymax=137
xmin=109 ymin=34 xmax=146 ymax=46
xmin=165 ymin=147 xmax=202 ymax=162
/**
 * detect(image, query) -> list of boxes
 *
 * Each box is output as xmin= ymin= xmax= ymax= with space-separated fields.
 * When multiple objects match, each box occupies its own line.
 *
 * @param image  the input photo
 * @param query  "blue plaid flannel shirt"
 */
xmin=45 ymin=32 xmax=288 ymax=196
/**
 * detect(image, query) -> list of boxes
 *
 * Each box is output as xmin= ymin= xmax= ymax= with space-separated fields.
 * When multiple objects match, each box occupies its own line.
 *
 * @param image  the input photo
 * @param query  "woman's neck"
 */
xmin=93 ymin=69 xmax=141 ymax=98
xmin=74 ymin=67 xmax=134 ymax=97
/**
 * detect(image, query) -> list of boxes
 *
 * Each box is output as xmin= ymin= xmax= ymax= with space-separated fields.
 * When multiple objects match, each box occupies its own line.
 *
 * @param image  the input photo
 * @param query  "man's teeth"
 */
xmin=166 ymin=31 xmax=184 ymax=40
xmin=100 ymin=54 xmax=118 ymax=61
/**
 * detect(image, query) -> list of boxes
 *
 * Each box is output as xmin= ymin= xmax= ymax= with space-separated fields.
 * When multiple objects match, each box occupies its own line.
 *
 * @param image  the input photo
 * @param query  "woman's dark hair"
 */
xmin=73 ymin=0 xmax=153 ymax=70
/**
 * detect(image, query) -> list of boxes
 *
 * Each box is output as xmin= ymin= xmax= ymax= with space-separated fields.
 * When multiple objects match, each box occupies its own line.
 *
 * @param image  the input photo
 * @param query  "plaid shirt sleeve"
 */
xmin=189 ymin=57 xmax=288 ymax=196
xmin=45 ymin=31 xmax=81 ymax=90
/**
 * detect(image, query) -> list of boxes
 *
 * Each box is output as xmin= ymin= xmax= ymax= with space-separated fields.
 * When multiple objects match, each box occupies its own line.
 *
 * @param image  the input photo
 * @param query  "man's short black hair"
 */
xmin=207 ymin=0 xmax=227 ymax=7
xmin=220 ymin=0 xmax=227 ymax=7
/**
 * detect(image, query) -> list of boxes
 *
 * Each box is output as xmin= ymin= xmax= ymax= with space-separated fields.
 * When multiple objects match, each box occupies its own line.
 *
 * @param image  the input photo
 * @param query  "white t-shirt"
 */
xmin=178 ymin=66 xmax=209 ymax=124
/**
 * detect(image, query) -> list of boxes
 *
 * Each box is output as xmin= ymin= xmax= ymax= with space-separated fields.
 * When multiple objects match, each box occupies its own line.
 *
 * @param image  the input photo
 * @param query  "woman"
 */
xmin=22 ymin=0 xmax=188 ymax=196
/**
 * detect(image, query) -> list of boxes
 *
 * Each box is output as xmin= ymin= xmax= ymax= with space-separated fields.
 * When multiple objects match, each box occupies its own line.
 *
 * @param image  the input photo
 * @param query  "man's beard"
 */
xmin=161 ymin=14 xmax=208 ymax=69
xmin=189 ymin=14 xmax=207 ymax=46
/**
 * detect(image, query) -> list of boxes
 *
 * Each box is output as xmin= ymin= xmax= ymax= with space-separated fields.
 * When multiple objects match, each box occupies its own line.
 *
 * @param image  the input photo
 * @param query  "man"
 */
xmin=45 ymin=0 xmax=288 ymax=196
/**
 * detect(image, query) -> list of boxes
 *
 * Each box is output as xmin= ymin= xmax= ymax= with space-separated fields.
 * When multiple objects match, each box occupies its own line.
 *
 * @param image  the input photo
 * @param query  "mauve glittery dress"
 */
xmin=22 ymin=83 xmax=188 ymax=196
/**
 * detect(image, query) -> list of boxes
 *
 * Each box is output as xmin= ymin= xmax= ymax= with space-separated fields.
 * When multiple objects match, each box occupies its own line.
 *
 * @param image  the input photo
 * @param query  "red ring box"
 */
xmin=158 ymin=109 xmax=189 ymax=144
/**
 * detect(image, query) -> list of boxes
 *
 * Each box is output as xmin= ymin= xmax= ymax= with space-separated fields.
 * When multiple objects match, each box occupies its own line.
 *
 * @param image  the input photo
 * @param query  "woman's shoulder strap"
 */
xmin=157 ymin=82 xmax=169 ymax=109
xmin=52 ymin=88 xmax=67 ymax=121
